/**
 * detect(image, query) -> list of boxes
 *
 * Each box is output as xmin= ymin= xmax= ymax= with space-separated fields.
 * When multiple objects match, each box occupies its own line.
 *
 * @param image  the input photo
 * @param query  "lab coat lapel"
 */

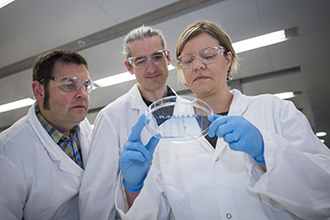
xmin=128 ymin=84 xmax=152 ymax=143
xmin=129 ymin=84 xmax=148 ymax=117
xmin=214 ymin=136 xmax=228 ymax=155
xmin=229 ymin=90 xmax=264 ymax=170
xmin=78 ymin=118 xmax=92 ymax=166
xmin=214 ymin=89 xmax=249 ymax=156
xmin=228 ymin=89 xmax=249 ymax=116
xmin=27 ymin=105 xmax=84 ymax=178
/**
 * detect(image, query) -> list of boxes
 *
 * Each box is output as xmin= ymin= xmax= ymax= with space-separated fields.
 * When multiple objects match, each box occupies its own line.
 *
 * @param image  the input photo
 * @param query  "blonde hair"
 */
xmin=176 ymin=21 xmax=239 ymax=83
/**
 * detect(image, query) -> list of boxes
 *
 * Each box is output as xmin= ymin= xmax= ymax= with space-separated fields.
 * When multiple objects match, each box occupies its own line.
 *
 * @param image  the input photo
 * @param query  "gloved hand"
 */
xmin=119 ymin=114 xmax=160 ymax=192
xmin=208 ymin=115 xmax=265 ymax=165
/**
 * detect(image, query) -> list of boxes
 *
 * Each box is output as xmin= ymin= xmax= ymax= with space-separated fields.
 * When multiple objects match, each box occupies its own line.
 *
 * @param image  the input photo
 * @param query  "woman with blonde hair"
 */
xmin=115 ymin=21 xmax=330 ymax=220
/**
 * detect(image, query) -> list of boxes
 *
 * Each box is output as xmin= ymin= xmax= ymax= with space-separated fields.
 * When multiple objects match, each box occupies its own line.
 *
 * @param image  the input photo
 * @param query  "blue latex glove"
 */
xmin=119 ymin=114 xmax=160 ymax=192
xmin=208 ymin=115 xmax=265 ymax=165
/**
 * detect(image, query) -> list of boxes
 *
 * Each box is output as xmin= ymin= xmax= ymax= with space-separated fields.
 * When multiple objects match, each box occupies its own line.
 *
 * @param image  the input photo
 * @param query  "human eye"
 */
xmin=133 ymin=57 xmax=147 ymax=66
xmin=181 ymin=55 xmax=194 ymax=64
xmin=201 ymin=49 xmax=218 ymax=60
xmin=62 ymin=83 xmax=77 ymax=91
xmin=84 ymin=80 xmax=92 ymax=88
xmin=151 ymin=53 xmax=164 ymax=62
xmin=60 ymin=78 xmax=77 ymax=91
xmin=82 ymin=83 xmax=91 ymax=92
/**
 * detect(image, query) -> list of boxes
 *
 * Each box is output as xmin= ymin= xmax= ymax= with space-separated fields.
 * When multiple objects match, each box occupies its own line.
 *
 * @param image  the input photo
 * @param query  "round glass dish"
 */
xmin=145 ymin=95 xmax=214 ymax=141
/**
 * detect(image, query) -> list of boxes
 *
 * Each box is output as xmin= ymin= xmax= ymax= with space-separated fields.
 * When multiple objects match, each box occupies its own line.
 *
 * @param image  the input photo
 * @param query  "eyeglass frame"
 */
xmin=177 ymin=46 xmax=227 ymax=69
xmin=39 ymin=76 xmax=94 ymax=93
xmin=126 ymin=49 xmax=169 ymax=68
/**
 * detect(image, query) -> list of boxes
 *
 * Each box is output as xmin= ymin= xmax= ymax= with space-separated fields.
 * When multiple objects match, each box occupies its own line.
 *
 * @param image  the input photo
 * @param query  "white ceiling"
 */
xmin=0 ymin=0 xmax=329 ymax=146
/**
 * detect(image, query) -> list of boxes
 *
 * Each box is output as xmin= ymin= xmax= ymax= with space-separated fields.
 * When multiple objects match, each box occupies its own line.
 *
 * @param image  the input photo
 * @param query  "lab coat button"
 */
xmin=226 ymin=213 xmax=232 ymax=219
xmin=215 ymin=157 xmax=219 ymax=161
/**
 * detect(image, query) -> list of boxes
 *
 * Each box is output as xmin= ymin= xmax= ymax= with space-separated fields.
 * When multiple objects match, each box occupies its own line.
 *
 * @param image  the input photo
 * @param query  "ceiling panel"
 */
xmin=94 ymin=0 xmax=180 ymax=22
xmin=0 ymin=0 xmax=117 ymax=68
xmin=0 ymin=68 xmax=32 ymax=105
xmin=0 ymin=40 xmax=31 ymax=71
xmin=256 ymin=0 xmax=330 ymax=31
xmin=79 ymin=37 xmax=127 ymax=80
xmin=234 ymin=48 xmax=273 ymax=78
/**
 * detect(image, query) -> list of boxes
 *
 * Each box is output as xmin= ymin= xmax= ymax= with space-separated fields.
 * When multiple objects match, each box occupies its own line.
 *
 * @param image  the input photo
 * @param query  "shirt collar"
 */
xmin=35 ymin=104 xmax=79 ymax=143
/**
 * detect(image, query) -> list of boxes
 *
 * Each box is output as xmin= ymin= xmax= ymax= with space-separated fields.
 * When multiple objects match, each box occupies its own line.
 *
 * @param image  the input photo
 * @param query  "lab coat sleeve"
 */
xmin=247 ymin=101 xmax=330 ymax=219
xmin=115 ymin=153 xmax=171 ymax=220
xmin=0 ymin=155 xmax=25 ymax=220
xmin=79 ymin=110 xmax=121 ymax=220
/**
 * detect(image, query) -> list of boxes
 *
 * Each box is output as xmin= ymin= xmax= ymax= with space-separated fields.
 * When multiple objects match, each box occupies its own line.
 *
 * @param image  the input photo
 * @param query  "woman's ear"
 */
xmin=225 ymin=51 xmax=232 ymax=64
xmin=225 ymin=51 xmax=232 ymax=73
xmin=31 ymin=81 xmax=44 ymax=101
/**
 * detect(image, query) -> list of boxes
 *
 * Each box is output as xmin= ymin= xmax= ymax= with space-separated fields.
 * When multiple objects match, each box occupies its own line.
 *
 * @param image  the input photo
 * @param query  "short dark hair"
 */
xmin=33 ymin=49 xmax=88 ymax=109
xmin=33 ymin=49 xmax=88 ymax=81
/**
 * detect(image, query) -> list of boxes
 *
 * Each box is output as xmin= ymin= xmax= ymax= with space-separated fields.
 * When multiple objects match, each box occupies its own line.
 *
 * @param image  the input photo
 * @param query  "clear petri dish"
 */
xmin=145 ymin=95 xmax=214 ymax=142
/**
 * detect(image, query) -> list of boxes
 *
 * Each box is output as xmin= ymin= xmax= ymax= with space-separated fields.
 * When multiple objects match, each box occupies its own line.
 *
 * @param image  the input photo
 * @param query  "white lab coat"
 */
xmin=79 ymin=84 xmax=176 ymax=220
xmin=115 ymin=89 xmax=330 ymax=220
xmin=0 ymin=104 xmax=92 ymax=220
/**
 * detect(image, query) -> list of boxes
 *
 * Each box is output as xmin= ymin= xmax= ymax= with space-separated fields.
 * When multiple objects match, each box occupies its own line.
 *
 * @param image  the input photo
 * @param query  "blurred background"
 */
xmin=0 ymin=0 xmax=329 ymax=146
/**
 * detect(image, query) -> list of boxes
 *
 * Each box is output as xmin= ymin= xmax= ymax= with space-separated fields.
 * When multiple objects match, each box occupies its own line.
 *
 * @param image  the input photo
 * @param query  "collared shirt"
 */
xmin=35 ymin=104 xmax=84 ymax=169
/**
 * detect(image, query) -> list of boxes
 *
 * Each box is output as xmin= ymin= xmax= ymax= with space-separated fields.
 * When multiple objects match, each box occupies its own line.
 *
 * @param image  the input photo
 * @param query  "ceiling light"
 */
xmin=0 ymin=98 xmax=35 ymax=113
xmin=316 ymin=132 xmax=327 ymax=137
xmin=274 ymin=91 xmax=294 ymax=100
xmin=320 ymin=139 xmax=325 ymax=143
xmin=94 ymin=64 xmax=176 ymax=88
xmin=0 ymin=0 xmax=15 ymax=9
xmin=233 ymin=30 xmax=286 ymax=54
xmin=94 ymin=71 xmax=135 ymax=88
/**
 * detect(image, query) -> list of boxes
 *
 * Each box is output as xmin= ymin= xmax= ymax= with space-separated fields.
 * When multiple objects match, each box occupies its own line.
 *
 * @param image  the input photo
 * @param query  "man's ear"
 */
xmin=124 ymin=60 xmax=134 ymax=75
xmin=166 ymin=49 xmax=171 ymax=66
xmin=31 ymin=81 xmax=44 ymax=101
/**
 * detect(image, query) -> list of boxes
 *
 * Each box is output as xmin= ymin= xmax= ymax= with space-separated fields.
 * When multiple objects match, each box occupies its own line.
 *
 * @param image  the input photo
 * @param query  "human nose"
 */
xmin=193 ymin=57 xmax=206 ymax=71
xmin=146 ymin=57 xmax=158 ymax=72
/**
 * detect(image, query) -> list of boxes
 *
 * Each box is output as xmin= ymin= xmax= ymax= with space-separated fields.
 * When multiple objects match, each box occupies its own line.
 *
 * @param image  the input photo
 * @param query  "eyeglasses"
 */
xmin=127 ymin=49 xmax=168 ymax=68
xmin=39 ymin=76 xmax=94 ymax=93
xmin=177 ymin=46 xmax=226 ymax=69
